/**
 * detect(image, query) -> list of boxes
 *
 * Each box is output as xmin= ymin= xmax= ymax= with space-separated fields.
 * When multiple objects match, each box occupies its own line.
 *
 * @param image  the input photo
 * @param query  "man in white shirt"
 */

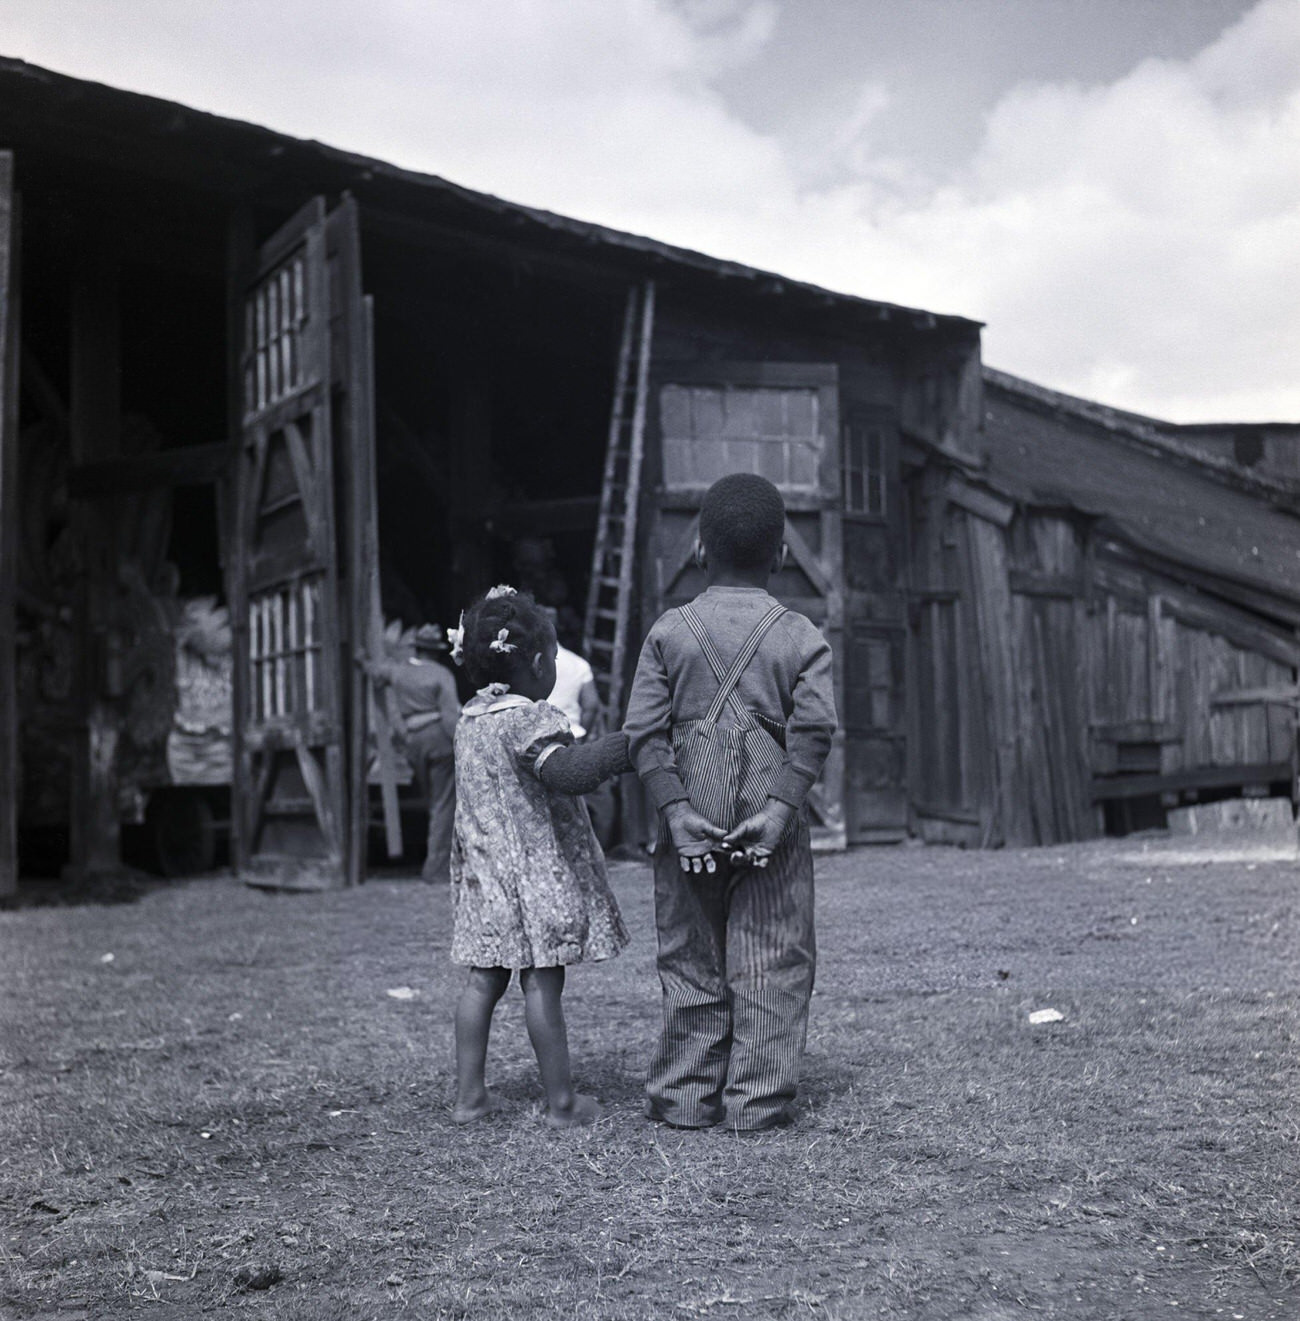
xmin=549 ymin=642 xmax=600 ymax=740
xmin=546 ymin=623 xmax=614 ymax=846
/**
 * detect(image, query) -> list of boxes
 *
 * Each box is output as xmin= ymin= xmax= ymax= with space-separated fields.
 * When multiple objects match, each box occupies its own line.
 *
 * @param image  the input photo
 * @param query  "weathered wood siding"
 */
xmin=647 ymin=293 xmax=982 ymax=848
xmin=910 ymin=475 xmax=1297 ymax=848
xmin=1086 ymin=566 xmax=1295 ymax=779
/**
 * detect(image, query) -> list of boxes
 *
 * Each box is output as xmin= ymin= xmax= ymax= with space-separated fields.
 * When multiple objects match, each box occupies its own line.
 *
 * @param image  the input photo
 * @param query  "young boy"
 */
xmin=624 ymin=473 xmax=837 ymax=1133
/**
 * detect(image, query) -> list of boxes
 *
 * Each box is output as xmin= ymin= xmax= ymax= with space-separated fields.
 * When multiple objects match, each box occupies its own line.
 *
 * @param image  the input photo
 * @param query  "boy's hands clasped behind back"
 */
xmin=663 ymin=797 xmax=794 ymax=873
xmin=663 ymin=801 xmax=727 ymax=873
xmin=722 ymin=798 xmax=794 ymax=869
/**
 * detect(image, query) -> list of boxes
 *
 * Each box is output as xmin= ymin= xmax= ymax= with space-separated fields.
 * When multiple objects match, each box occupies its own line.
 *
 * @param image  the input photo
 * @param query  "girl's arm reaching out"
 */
xmin=535 ymin=732 xmax=632 ymax=796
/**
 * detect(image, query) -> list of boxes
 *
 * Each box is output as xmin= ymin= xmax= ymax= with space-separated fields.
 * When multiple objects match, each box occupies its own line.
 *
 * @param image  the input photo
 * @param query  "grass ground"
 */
xmin=1 ymin=834 xmax=1297 ymax=1320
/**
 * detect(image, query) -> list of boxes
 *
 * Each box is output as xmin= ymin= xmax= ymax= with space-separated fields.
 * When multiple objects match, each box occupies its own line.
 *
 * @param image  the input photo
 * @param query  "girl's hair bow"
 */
xmin=485 ymin=584 xmax=517 ymax=600
xmin=488 ymin=628 xmax=517 ymax=654
xmin=446 ymin=613 xmax=466 ymax=666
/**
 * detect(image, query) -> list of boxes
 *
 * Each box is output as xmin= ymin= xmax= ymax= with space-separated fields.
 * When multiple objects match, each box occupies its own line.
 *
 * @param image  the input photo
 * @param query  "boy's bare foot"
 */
xmin=543 ymin=1094 xmax=602 ymax=1128
xmin=451 ymin=1090 xmax=501 ymax=1124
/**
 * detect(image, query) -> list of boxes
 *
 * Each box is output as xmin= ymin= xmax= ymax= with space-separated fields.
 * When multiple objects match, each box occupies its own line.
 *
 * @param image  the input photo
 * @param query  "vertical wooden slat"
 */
xmin=359 ymin=295 xmax=402 ymax=866
xmin=304 ymin=579 xmax=316 ymax=711
xmin=69 ymin=238 xmax=123 ymax=878
xmin=966 ymin=514 xmax=1024 ymax=845
xmin=0 ymin=154 xmax=18 ymax=897
xmin=272 ymin=589 xmax=286 ymax=717
xmin=226 ymin=207 xmax=255 ymax=873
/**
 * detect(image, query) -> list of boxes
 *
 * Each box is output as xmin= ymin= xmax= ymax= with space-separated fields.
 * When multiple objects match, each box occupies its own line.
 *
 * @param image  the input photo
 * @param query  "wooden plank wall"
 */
xmin=1086 ymin=588 xmax=1295 ymax=774
xmin=904 ymin=467 xmax=992 ymax=845
xmin=915 ymin=463 xmax=1296 ymax=847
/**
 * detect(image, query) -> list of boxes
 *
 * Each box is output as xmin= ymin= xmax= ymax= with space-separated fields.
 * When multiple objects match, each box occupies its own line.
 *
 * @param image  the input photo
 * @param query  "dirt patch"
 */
xmin=1 ymin=843 xmax=1296 ymax=1318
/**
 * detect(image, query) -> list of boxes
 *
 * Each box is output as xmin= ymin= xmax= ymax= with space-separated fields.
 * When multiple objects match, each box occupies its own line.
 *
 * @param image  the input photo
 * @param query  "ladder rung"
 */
xmin=587 ymin=639 xmax=614 ymax=653
xmin=595 ymin=608 xmax=620 ymax=622
xmin=596 ymin=576 xmax=623 ymax=589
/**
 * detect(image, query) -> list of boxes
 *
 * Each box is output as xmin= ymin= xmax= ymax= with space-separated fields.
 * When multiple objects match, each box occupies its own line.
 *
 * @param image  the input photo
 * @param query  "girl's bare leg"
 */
xmin=453 ymin=966 xmax=511 ymax=1123
xmin=519 ymin=966 xmax=601 ymax=1127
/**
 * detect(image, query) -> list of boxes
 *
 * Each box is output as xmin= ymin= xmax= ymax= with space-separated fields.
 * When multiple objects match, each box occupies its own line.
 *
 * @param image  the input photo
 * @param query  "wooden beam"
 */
xmin=361 ymin=203 xmax=630 ymax=295
xmin=68 ymin=241 xmax=123 ymax=878
xmin=1008 ymin=569 xmax=1082 ymax=598
xmin=1212 ymin=685 xmax=1300 ymax=708
xmin=1091 ymin=761 xmax=1290 ymax=801
xmin=1102 ymin=533 xmax=1300 ymax=630
xmin=67 ymin=441 xmax=232 ymax=497
xmin=945 ymin=475 xmax=1014 ymax=528
xmin=1092 ymin=556 xmax=1300 ymax=669
xmin=0 ymin=153 xmax=18 ymax=899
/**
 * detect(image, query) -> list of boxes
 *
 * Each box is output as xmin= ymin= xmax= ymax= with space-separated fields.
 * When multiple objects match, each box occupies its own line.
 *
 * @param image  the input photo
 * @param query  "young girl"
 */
xmin=446 ymin=585 xmax=631 ymax=1128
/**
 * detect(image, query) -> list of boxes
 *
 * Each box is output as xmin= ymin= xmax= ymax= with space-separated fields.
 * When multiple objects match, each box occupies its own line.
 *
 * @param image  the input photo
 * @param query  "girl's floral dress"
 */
xmin=450 ymin=688 xmax=628 ymax=969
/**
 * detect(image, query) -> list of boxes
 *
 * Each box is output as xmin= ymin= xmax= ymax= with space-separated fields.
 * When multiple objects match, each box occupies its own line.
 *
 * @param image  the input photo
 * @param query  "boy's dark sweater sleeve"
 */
xmin=624 ymin=627 xmax=691 ymax=811
xmin=770 ymin=627 xmax=837 ymax=809
xmin=536 ymin=732 xmax=632 ymax=795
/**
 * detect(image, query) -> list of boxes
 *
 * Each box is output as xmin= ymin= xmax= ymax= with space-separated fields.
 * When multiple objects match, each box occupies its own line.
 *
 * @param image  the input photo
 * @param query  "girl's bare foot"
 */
xmin=452 ymin=1090 xmax=501 ymax=1125
xmin=543 ymin=1093 xmax=602 ymax=1128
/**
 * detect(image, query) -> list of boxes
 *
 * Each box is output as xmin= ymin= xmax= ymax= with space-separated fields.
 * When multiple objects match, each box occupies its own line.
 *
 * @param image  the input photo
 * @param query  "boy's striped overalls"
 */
xmin=625 ymin=586 xmax=837 ymax=1132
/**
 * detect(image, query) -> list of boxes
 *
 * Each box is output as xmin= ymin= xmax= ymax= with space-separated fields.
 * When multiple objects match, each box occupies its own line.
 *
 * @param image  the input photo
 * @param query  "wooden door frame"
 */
xmin=0 ymin=152 xmax=18 ymax=898
xmin=644 ymin=359 xmax=846 ymax=850
xmin=227 ymin=196 xmax=348 ymax=888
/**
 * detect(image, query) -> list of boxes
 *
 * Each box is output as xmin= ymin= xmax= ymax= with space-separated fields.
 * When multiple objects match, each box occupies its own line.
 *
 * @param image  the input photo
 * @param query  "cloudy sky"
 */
xmin=4 ymin=0 xmax=1298 ymax=421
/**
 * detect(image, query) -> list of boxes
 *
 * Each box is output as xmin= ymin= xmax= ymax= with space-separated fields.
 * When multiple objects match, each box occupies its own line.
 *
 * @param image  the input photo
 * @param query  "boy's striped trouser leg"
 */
xmin=646 ymin=824 xmax=816 ymax=1131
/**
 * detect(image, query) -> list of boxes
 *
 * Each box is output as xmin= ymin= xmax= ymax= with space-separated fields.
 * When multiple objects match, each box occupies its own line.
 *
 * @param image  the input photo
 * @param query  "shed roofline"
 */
xmin=983 ymin=365 xmax=1300 ymax=507
xmin=909 ymin=439 xmax=1300 ymax=617
xmin=0 ymin=55 xmax=981 ymax=338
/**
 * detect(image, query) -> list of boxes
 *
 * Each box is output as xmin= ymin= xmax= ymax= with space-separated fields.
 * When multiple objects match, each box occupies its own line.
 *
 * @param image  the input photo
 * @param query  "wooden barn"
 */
xmin=3 ymin=62 xmax=1293 ymax=896
xmin=903 ymin=367 xmax=1300 ymax=846
xmin=0 ymin=59 xmax=984 ymax=894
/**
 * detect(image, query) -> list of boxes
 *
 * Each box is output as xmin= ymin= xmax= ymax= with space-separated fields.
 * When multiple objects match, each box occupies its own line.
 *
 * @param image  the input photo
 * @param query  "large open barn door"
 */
xmin=228 ymin=197 xmax=377 ymax=889
xmin=646 ymin=362 xmax=846 ymax=850
xmin=0 ymin=153 xmax=18 ymax=898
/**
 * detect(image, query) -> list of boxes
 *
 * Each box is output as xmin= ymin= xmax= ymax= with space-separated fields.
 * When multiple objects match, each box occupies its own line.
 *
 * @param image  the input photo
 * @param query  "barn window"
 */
xmin=842 ymin=418 xmax=886 ymax=516
xmin=249 ymin=578 xmax=324 ymax=721
xmin=659 ymin=384 xmax=822 ymax=491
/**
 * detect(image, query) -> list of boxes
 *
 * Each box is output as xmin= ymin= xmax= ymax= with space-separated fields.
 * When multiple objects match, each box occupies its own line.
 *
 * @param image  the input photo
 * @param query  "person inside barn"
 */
xmin=543 ymin=608 xmax=617 ymax=848
xmin=625 ymin=472 xmax=837 ymax=1134
xmin=362 ymin=623 xmax=461 ymax=883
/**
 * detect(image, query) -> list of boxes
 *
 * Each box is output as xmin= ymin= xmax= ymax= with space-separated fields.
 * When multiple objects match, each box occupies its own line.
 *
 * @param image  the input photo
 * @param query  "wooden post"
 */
xmin=0 ymin=154 xmax=19 ymax=899
xmin=68 ymin=243 xmax=123 ymax=878
xmin=224 ymin=207 xmax=254 ymax=875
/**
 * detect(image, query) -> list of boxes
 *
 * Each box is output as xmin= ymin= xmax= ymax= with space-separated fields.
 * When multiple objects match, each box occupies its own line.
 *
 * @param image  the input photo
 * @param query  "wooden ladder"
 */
xmin=583 ymin=280 xmax=655 ymax=717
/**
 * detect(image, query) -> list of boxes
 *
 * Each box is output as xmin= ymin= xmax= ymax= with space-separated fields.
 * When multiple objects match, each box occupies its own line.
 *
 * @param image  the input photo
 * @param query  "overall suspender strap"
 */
xmin=679 ymin=603 xmax=787 ymax=730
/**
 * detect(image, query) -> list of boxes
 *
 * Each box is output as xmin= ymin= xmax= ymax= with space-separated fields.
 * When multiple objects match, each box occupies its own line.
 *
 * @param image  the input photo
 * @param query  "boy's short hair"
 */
xmin=699 ymin=473 xmax=786 ymax=570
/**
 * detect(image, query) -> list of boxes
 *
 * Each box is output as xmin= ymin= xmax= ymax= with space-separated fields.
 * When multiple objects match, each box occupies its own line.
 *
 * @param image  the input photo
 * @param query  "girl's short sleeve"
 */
xmin=515 ymin=701 xmax=574 ymax=777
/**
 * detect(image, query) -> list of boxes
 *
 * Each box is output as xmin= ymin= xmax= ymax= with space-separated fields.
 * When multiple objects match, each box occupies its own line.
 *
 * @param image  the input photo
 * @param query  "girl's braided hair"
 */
xmin=456 ymin=585 xmax=554 ymax=688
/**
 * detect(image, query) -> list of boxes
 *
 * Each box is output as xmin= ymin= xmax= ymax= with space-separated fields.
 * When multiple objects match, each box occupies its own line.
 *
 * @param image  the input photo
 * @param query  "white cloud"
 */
xmin=4 ymin=0 xmax=1298 ymax=420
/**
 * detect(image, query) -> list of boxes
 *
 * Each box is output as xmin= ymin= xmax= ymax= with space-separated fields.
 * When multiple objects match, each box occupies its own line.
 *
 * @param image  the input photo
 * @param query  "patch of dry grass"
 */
xmin=1 ymin=841 xmax=1297 ymax=1319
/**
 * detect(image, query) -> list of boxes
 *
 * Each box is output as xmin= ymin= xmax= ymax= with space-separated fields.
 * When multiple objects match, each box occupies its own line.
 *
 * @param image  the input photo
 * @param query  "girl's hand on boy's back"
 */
xmin=723 ymin=799 xmax=794 ymax=868
xmin=663 ymin=801 xmax=727 ymax=874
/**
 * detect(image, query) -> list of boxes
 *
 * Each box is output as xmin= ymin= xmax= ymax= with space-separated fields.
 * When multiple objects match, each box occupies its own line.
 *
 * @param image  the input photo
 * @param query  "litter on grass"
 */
xmin=1029 ymin=1008 xmax=1065 ymax=1024
xmin=386 ymin=987 xmax=417 ymax=1000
